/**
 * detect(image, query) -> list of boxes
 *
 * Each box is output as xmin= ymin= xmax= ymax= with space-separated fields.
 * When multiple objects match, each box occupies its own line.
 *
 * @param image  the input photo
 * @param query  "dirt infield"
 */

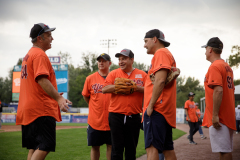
xmin=0 ymin=125 xmax=87 ymax=133
xmin=137 ymin=123 xmax=240 ymax=160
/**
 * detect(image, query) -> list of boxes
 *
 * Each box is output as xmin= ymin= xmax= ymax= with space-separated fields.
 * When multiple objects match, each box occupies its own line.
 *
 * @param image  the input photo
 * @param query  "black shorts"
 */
xmin=22 ymin=116 xmax=56 ymax=152
xmin=87 ymin=125 xmax=112 ymax=146
xmin=144 ymin=110 xmax=174 ymax=153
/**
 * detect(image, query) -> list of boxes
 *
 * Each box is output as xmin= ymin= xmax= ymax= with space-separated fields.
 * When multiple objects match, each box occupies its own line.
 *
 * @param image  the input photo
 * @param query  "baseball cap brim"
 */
xmin=158 ymin=38 xmax=170 ymax=47
xmin=201 ymin=45 xmax=207 ymax=48
xmin=45 ymin=27 xmax=56 ymax=33
xmin=97 ymin=56 xmax=108 ymax=61
xmin=115 ymin=53 xmax=128 ymax=57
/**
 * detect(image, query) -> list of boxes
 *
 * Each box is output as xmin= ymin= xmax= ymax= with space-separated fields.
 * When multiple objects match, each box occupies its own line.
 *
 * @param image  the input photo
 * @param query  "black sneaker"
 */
xmin=189 ymin=141 xmax=197 ymax=145
xmin=187 ymin=135 xmax=190 ymax=139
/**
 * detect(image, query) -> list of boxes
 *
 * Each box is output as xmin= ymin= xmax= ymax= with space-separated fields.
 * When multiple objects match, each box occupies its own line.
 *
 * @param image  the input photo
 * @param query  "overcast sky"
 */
xmin=0 ymin=0 xmax=239 ymax=85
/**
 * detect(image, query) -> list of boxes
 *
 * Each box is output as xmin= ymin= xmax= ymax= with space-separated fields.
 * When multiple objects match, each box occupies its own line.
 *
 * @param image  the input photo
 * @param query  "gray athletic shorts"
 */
xmin=209 ymin=123 xmax=233 ymax=153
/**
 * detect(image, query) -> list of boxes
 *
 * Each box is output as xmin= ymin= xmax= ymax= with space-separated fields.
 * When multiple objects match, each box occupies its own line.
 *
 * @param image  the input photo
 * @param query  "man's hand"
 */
xmin=147 ymin=107 xmax=153 ymax=116
xmin=57 ymin=96 xmax=72 ymax=112
xmin=212 ymin=115 xmax=221 ymax=129
xmin=188 ymin=118 xmax=191 ymax=122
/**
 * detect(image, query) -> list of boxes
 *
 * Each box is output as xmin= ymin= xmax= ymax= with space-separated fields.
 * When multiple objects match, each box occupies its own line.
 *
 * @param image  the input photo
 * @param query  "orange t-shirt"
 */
xmin=143 ymin=48 xmax=177 ymax=128
xmin=104 ymin=68 xmax=147 ymax=115
xmin=202 ymin=60 xmax=236 ymax=130
xmin=82 ymin=72 xmax=111 ymax=131
xmin=184 ymin=100 xmax=198 ymax=122
xmin=196 ymin=108 xmax=201 ymax=119
xmin=16 ymin=47 xmax=61 ymax=125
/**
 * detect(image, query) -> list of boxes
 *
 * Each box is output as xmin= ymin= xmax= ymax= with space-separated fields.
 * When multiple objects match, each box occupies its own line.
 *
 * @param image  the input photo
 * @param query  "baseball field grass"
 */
xmin=0 ymin=124 xmax=185 ymax=160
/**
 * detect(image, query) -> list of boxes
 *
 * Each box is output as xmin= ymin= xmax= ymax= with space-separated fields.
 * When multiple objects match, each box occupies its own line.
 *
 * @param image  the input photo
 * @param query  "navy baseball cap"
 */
xmin=30 ymin=23 xmax=56 ymax=39
xmin=97 ymin=53 xmax=111 ymax=61
xmin=115 ymin=49 xmax=134 ymax=58
xmin=144 ymin=29 xmax=170 ymax=47
xmin=201 ymin=37 xmax=223 ymax=49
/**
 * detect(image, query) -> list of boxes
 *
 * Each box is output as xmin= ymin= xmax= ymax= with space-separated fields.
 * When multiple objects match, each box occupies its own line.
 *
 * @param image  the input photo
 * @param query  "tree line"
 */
xmin=0 ymin=45 xmax=239 ymax=107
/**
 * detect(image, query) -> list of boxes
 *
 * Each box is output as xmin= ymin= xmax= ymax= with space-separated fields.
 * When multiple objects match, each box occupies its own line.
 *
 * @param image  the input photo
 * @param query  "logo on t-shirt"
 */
xmin=189 ymin=104 xmax=195 ymax=109
xmin=135 ymin=74 xmax=142 ymax=78
xmin=92 ymin=83 xmax=103 ymax=94
xmin=132 ymin=79 xmax=144 ymax=86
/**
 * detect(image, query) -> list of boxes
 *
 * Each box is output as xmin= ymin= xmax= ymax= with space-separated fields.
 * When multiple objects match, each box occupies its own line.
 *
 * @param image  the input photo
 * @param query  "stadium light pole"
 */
xmin=100 ymin=39 xmax=117 ymax=55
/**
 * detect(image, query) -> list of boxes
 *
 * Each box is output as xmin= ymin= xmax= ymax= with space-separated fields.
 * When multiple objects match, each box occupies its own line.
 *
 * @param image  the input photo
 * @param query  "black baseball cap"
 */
xmin=144 ymin=29 xmax=170 ymax=47
xmin=97 ymin=53 xmax=111 ymax=61
xmin=30 ymin=23 xmax=56 ymax=39
xmin=201 ymin=37 xmax=223 ymax=49
xmin=115 ymin=49 xmax=134 ymax=58
xmin=188 ymin=92 xmax=195 ymax=97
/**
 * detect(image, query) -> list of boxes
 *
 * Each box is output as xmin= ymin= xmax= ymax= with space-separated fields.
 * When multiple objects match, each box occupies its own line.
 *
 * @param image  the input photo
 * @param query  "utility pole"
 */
xmin=100 ymin=39 xmax=117 ymax=55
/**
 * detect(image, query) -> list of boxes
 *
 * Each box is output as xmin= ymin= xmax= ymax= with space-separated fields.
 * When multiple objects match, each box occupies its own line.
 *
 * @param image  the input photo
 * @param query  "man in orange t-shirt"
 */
xmin=16 ymin=23 xmax=72 ymax=160
xmin=82 ymin=53 xmax=112 ymax=160
xmin=143 ymin=29 xmax=177 ymax=160
xmin=184 ymin=92 xmax=199 ymax=144
xmin=202 ymin=37 xmax=236 ymax=160
xmin=102 ymin=49 xmax=147 ymax=160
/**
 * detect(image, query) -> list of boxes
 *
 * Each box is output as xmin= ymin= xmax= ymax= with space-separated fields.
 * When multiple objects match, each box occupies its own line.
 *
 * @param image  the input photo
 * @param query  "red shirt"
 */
xmin=16 ymin=47 xmax=61 ymax=125
xmin=104 ymin=68 xmax=147 ymax=115
xmin=202 ymin=60 xmax=236 ymax=130
xmin=82 ymin=72 xmax=111 ymax=131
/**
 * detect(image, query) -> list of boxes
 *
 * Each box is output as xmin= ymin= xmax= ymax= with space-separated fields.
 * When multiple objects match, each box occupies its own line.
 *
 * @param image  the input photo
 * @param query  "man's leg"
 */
xmin=219 ymin=152 xmax=232 ymax=160
xmin=109 ymin=113 xmax=124 ymax=160
xmin=192 ymin=122 xmax=199 ymax=136
xmin=236 ymin=120 xmax=240 ymax=132
xmin=91 ymin=146 xmax=100 ymax=160
xmin=188 ymin=122 xmax=194 ymax=141
xmin=27 ymin=149 xmax=35 ymax=160
xmin=163 ymin=150 xmax=177 ymax=160
xmin=30 ymin=149 xmax=49 ymax=160
xmin=106 ymin=144 xmax=112 ymax=160
xmin=146 ymin=145 xmax=159 ymax=160
xmin=124 ymin=114 xmax=141 ymax=160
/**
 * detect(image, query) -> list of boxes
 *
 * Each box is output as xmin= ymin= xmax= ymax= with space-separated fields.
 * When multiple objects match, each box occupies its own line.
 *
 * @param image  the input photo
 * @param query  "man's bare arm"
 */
xmin=136 ymin=86 xmax=144 ymax=93
xmin=83 ymin=96 xmax=90 ymax=105
xmin=185 ymin=109 xmax=190 ymax=121
xmin=147 ymin=69 xmax=168 ymax=116
xmin=212 ymin=85 xmax=223 ymax=129
xmin=102 ymin=85 xmax=115 ymax=94
xmin=37 ymin=75 xmax=71 ymax=112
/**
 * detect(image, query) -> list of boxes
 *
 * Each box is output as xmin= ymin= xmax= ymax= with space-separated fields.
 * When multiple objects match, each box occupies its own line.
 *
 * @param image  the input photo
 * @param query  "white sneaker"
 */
xmin=236 ymin=132 xmax=239 ymax=134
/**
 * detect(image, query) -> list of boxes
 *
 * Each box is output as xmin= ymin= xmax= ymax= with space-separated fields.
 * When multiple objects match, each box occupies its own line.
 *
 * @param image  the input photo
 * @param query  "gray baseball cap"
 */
xmin=30 ymin=23 xmax=56 ymax=39
xmin=115 ymin=49 xmax=134 ymax=58
xmin=144 ymin=29 xmax=170 ymax=47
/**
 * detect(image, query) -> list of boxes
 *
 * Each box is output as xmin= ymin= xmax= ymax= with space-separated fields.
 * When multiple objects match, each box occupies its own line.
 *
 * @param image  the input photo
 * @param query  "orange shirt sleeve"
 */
xmin=33 ymin=55 xmax=51 ymax=81
xmin=152 ymin=50 xmax=171 ymax=75
xmin=207 ymin=65 xmax=222 ymax=88
xmin=104 ymin=71 xmax=115 ymax=86
xmin=82 ymin=77 xmax=90 ymax=97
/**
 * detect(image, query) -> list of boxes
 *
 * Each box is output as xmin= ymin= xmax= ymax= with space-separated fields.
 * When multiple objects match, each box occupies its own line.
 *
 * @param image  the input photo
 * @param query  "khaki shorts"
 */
xmin=209 ymin=123 xmax=233 ymax=153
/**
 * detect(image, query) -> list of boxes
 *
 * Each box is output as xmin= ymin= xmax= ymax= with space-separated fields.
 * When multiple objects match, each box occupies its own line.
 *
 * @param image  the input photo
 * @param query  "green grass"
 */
xmin=0 ymin=126 xmax=185 ymax=160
